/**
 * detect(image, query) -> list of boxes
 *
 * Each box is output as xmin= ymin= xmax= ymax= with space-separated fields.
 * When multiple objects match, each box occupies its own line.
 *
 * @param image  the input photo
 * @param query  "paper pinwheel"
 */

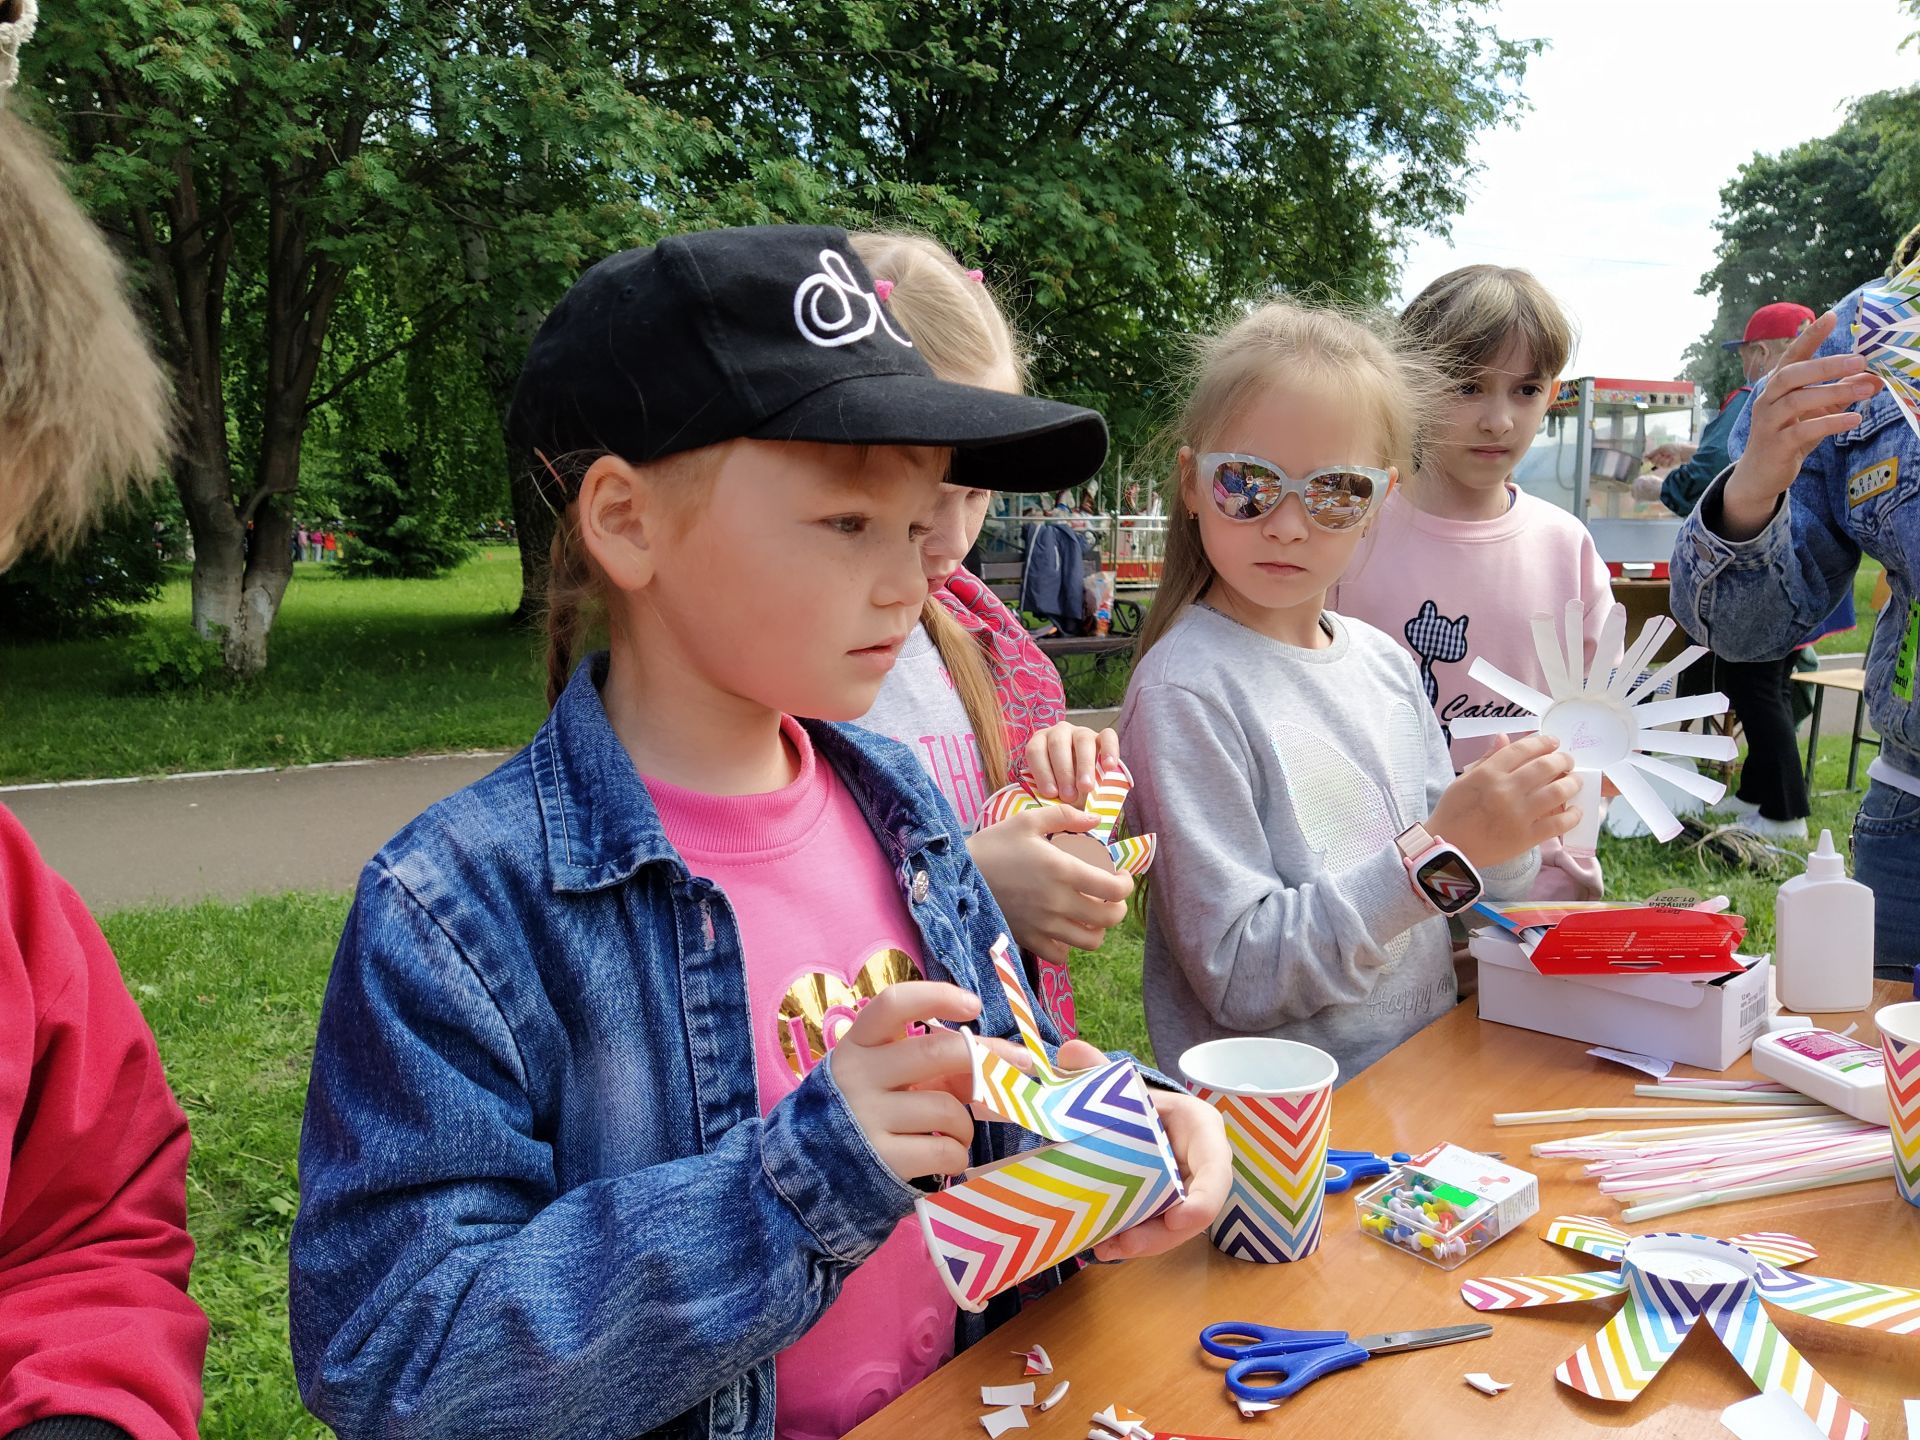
xmin=1447 ymin=600 xmax=1736 ymax=851
xmin=916 ymin=936 xmax=1183 ymax=1312
xmin=1853 ymin=255 xmax=1920 ymax=440
xmin=977 ymin=756 xmax=1156 ymax=876
xmin=1461 ymin=1215 xmax=1920 ymax=1440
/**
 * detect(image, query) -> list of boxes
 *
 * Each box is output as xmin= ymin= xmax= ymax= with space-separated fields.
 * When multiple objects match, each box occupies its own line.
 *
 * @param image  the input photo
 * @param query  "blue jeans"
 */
xmin=1852 ymin=779 xmax=1920 ymax=988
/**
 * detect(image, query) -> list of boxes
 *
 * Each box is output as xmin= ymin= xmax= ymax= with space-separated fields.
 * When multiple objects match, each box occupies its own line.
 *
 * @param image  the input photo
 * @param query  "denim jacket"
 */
xmin=1670 ymin=281 xmax=1919 ymax=785
xmin=289 ymin=655 xmax=1079 ymax=1440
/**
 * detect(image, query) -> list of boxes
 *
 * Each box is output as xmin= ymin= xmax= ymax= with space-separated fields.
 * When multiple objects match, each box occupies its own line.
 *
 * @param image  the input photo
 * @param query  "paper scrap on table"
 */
xmin=1465 ymin=1372 xmax=1512 ymax=1396
xmin=1589 ymin=1045 xmax=1674 ymax=1079
xmin=1907 ymin=1398 xmax=1918 ymax=1438
xmin=1235 ymin=1396 xmax=1279 ymax=1417
xmin=1091 ymin=1404 xmax=1153 ymax=1439
xmin=982 ymin=1383 xmax=1036 ymax=1408
xmin=1721 ymin=1388 xmax=1828 ymax=1440
xmin=980 ymin=1404 xmax=1029 ymax=1437
xmin=1012 ymin=1344 xmax=1053 ymax=1376
xmin=1038 ymin=1381 xmax=1070 ymax=1412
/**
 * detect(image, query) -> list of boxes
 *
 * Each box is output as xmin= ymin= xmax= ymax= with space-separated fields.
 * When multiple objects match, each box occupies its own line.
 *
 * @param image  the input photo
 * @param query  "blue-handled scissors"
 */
xmin=1199 ymin=1320 xmax=1493 ymax=1402
xmin=1323 ymin=1146 xmax=1409 ymax=1194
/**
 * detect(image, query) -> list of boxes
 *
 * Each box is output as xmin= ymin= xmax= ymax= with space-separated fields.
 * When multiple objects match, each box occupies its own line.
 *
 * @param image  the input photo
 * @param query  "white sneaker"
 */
xmin=1733 ymin=813 xmax=1809 ymax=840
xmin=1713 ymin=796 xmax=1761 ymax=820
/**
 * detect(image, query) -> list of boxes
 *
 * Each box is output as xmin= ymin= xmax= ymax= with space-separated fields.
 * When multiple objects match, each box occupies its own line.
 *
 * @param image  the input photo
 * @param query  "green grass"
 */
xmin=0 ymin=549 xmax=547 ymax=784
xmin=105 ymin=892 xmax=347 ymax=1440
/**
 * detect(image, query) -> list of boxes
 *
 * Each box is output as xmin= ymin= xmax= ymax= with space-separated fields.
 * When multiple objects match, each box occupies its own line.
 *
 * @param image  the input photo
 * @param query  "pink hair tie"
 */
xmin=965 ymin=269 xmax=984 ymax=284
xmin=874 ymin=279 xmax=895 ymax=302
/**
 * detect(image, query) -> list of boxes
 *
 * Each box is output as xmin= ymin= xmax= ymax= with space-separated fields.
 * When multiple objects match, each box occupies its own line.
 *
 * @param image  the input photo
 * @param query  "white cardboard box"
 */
xmin=1471 ymin=931 xmax=1773 ymax=1071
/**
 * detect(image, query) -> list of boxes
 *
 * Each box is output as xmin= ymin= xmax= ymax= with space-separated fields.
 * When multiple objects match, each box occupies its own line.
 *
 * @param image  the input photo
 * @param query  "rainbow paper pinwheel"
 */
xmin=915 ymin=936 xmax=1183 ymax=1312
xmin=1448 ymin=600 xmax=1736 ymax=851
xmin=1461 ymin=1215 xmax=1920 ymax=1439
xmin=1853 ymin=255 xmax=1920 ymax=440
xmin=977 ymin=755 xmax=1157 ymax=876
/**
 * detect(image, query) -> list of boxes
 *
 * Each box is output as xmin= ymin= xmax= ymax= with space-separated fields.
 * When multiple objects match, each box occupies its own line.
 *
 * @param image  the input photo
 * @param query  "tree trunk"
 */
xmin=458 ymin=225 xmax=551 ymax=623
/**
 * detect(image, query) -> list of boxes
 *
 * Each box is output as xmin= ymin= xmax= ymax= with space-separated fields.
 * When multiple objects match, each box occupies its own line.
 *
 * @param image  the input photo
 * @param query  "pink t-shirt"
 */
xmin=1332 ymin=487 xmax=1617 ymax=900
xmin=646 ymin=719 xmax=956 ymax=1440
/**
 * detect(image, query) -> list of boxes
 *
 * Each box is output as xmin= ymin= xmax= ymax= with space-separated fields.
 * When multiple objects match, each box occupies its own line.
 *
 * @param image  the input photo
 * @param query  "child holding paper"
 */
xmin=288 ymin=225 xmax=1227 ymax=1440
xmin=845 ymin=231 xmax=1134 ymax=1036
xmin=1333 ymin=266 xmax=1616 ymax=899
xmin=1120 ymin=300 xmax=1579 ymax=1083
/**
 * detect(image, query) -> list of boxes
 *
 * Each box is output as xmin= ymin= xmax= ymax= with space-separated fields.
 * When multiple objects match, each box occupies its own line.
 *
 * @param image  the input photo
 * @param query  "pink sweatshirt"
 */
xmin=1332 ymin=486 xmax=1617 ymax=900
xmin=647 ymin=719 xmax=955 ymax=1440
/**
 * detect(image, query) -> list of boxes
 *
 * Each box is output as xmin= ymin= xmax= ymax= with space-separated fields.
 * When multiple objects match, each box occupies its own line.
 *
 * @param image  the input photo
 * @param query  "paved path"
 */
xmin=3 ymin=752 xmax=510 ymax=912
xmin=2 ymin=677 xmax=1873 ymax=917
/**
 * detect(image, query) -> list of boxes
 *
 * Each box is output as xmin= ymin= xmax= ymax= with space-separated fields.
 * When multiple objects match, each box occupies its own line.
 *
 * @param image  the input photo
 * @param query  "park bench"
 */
xmin=973 ymin=559 xmax=1141 ymax=664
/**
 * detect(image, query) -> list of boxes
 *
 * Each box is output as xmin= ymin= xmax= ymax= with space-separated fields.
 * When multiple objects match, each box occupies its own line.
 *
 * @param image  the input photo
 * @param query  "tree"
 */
xmin=1687 ymin=90 xmax=1920 ymax=406
xmin=658 ymin=0 xmax=1536 ymax=449
xmin=23 ymin=1 xmax=734 ymax=674
xmin=29 ymin=0 xmax=1537 ymax=644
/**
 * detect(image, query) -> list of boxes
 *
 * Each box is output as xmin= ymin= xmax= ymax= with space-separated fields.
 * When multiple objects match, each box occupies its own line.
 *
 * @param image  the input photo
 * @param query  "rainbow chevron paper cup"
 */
xmin=1878 ymin=1001 xmax=1920 ymax=1208
xmin=1181 ymin=1038 xmax=1338 ymax=1263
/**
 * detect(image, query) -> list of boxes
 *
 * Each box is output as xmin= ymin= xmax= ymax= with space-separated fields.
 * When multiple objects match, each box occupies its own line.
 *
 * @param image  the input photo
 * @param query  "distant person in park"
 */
xmin=289 ymin=225 xmax=1229 ymax=1440
xmin=843 ymin=231 xmax=1128 ymax=1037
xmin=0 ymin=3 xmax=211 ymax=1435
xmin=1670 ymin=221 xmax=1920 ymax=987
xmin=1639 ymin=301 xmax=1852 ymax=841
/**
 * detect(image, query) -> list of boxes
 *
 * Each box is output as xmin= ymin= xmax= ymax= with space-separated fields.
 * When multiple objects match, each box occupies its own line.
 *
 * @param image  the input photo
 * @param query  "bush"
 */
xmin=338 ymin=449 xmax=475 ymax=580
xmin=0 ymin=505 xmax=167 ymax=639
xmin=128 ymin=625 xmax=227 ymax=692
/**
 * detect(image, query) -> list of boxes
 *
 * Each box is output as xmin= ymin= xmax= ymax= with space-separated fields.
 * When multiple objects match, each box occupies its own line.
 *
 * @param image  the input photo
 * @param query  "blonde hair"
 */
xmin=1136 ymin=300 xmax=1444 ymax=659
xmin=1400 ymin=264 xmax=1574 ymax=383
xmin=1893 ymin=220 xmax=1920 ymax=275
xmin=0 ymin=104 xmax=172 ymax=571
xmin=851 ymin=229 xmax=1026 ymax=790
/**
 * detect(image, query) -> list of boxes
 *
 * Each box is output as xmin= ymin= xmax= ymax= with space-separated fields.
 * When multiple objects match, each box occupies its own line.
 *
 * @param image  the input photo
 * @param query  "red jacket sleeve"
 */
xmin=0 ymin=807 xmax=206 ymax=1440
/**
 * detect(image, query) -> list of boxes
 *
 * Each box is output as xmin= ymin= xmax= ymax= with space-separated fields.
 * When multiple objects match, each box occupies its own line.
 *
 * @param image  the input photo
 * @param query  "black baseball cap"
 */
xmin=508 ymin=225 xmax=1107 ymax=494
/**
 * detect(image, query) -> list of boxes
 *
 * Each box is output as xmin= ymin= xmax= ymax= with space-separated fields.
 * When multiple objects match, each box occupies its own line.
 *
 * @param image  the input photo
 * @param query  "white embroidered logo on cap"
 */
xmin=793 ymin=250 xmax=913 ymax=350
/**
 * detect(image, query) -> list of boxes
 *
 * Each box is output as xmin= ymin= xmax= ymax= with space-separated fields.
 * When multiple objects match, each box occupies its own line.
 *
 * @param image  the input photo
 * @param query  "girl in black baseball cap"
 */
xmin=290 ymin=225 xmax=1228 ymax=1440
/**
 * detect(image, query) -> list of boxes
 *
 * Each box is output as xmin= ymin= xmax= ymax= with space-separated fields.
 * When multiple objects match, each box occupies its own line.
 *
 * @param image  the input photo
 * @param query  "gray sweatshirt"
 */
xmin=1117 ymin=604 xmax=1537 ymax=1084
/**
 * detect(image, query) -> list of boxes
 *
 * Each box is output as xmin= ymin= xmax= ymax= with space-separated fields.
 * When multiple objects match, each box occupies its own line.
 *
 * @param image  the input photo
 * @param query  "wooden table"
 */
xmin=851 ymin=982 xmax=1920 ymax=1438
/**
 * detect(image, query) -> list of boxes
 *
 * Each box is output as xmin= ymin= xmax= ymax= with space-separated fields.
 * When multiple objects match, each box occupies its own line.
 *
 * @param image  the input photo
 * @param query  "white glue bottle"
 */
xmin=1772 ymin=829 xmax=1874 ymax=1013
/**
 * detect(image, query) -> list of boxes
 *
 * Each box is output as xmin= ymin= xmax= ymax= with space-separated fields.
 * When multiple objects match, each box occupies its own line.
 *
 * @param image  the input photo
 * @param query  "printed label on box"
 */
xmin=1408 ymin=1143 xmax=1540 ymax=1236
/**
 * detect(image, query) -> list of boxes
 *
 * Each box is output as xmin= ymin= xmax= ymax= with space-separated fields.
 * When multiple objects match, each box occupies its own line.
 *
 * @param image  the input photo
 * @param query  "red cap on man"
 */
xmin=1720 ymin=301 xmax=1816 ymax=351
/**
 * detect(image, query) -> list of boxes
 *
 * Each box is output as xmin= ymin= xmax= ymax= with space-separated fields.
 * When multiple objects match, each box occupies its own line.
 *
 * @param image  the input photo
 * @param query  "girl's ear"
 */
xmin=577 ymin=456 xmax=657 ymax=593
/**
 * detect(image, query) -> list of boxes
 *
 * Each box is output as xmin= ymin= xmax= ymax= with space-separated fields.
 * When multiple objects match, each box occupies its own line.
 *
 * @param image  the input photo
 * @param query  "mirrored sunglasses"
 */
xmin=1200 ymin=452 xmax=1392 ymax=532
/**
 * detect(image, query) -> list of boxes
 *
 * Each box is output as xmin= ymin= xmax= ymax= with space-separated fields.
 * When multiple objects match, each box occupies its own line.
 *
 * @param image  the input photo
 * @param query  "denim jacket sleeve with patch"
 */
xmin=1669 ymin=283 xmax=1920 ymax=778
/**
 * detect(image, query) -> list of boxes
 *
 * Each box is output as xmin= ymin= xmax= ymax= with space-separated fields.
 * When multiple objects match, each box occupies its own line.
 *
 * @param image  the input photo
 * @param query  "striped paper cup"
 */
xmin=1877 ymin=1000 xmax=1920 ymax=1208
xmin=1181 ymin=1037 xmax=1338 ymax=1262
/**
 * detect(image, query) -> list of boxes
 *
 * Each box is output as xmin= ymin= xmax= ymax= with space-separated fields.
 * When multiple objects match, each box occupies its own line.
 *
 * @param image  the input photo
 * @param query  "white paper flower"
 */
xmin=1448 ymin=600 xmax=1736 ymax=850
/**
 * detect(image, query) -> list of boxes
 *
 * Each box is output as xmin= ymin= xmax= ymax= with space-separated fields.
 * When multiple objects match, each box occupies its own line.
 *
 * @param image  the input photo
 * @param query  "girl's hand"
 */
xmin=1721 ymin=313 xmax=1881 ymax=540
xmin=968 ymin=807 xmax=1134 ymax=964
xmin=1092 ymin=1090 xmax=1229 ymax=1260
xmin=1427 ymin=732 xmax=1581 ymax=869
xmin=830 ymin=981 xmax=987 ymax=1183
xmin=1023 ymin=723 xmax=1121 ymax=805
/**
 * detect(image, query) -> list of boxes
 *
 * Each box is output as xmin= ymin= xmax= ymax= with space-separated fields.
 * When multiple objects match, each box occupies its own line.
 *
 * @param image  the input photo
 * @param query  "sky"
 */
xmin=1393 ymin=0 xmax=1919 ymax=381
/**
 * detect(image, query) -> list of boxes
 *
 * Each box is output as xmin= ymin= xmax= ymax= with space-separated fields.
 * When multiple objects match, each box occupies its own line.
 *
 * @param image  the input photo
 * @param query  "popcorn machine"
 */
xmin=1513 ymin=376 xmax=1701 ymax=570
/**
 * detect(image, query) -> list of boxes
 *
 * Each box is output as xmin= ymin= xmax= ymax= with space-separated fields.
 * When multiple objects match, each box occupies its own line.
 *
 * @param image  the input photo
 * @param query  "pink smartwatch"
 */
xmin=1395 ymin=823 xmax=1484 ymax=916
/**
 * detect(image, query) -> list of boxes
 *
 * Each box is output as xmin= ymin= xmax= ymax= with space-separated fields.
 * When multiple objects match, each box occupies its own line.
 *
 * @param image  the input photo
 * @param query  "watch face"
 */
xmin=1416 ymin=850 xmax=1481 ymax=915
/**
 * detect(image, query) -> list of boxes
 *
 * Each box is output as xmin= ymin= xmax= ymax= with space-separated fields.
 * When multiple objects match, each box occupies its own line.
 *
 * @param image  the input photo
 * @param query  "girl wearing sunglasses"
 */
xmin=1118 ymin=302 xmax=1582 ymax=1085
